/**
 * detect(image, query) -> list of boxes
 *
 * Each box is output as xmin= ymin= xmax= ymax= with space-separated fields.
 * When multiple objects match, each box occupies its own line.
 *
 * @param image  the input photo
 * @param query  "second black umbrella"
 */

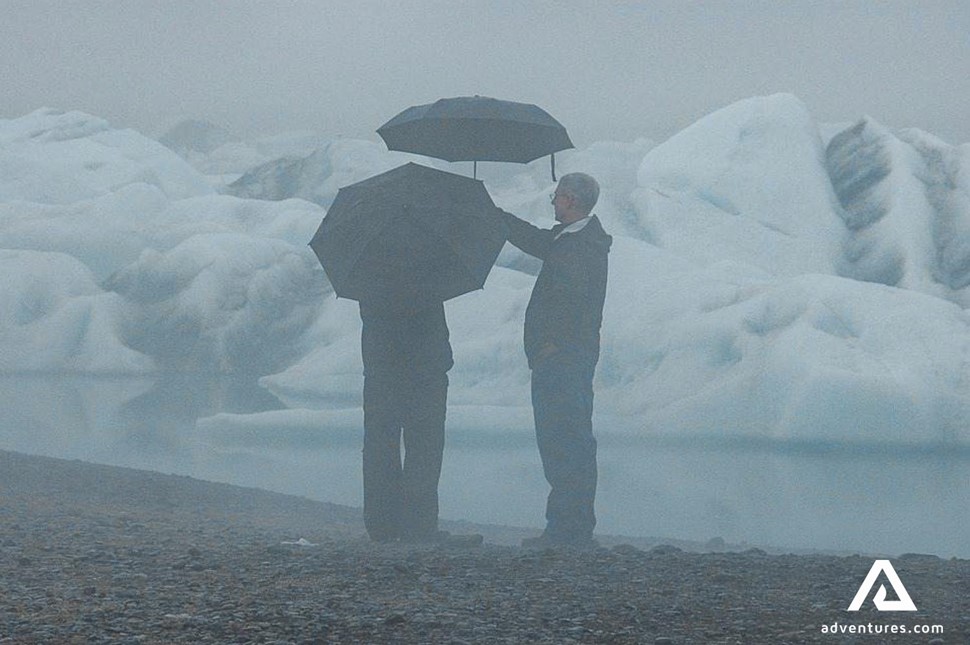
xmin=377 ymin=95 xmax=573 ymax=179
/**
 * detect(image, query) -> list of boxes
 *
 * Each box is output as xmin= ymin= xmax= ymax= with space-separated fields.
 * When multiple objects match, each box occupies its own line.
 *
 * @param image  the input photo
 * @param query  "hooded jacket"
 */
xmin=502 ymin=212 xmax=612 ymax=369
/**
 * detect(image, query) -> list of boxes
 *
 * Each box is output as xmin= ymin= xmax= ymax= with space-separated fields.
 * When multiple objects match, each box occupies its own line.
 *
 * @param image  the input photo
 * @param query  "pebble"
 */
xmin=1 ymin=449 xmax=967 ymax=644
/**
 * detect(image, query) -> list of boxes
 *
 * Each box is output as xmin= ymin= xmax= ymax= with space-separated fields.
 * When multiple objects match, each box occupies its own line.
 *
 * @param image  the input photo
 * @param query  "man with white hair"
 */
xmin=497 ymin=172 xmax=612 ymax=548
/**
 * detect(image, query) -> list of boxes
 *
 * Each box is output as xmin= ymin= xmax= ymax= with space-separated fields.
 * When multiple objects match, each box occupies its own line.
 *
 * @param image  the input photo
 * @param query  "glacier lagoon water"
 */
xmin=1 ymin=374 xmax=966 ymax=558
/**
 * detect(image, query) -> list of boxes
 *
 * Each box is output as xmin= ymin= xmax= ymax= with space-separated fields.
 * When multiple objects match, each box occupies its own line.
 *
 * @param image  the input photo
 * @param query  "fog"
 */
xmin=2 ymin=2 xmax=970 ymax=559
xmin=2 ymin=1 xmax=969 ymax=145
xmin=2 ymin=95 xmax=970 ymax=556
xmin=3 ymin=375 xmax=966 ymax=557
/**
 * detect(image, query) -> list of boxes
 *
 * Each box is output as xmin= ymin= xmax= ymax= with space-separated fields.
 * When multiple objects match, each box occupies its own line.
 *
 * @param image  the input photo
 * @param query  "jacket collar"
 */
xmin=553 ymin=216 xmax=593 ymax=240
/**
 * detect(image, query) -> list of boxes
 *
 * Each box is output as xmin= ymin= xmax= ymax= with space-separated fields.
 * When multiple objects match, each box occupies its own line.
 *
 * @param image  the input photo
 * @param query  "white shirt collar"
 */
xmin=554 ymin=216 xmax=592 ymax=240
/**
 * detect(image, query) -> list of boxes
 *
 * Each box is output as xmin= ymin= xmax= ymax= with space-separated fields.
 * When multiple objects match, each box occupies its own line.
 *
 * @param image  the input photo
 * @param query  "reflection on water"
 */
xmin=0 ymin=375 xmax=967 ymax=558
xmin=116 ymin=373 xmax=285 ymax=456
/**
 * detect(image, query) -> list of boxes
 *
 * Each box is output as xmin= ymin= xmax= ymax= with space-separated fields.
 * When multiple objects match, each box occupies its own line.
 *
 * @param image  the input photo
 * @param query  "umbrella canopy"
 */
xmin=309 ymin=163 xmax=507 ymax=312
xmin=377 ymin=96 xmax=573 ymax=178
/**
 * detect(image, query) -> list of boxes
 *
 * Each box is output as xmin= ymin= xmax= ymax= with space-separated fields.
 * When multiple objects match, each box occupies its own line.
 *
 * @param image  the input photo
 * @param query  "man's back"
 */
xmin=359 ymin=301 xmax=454 ymax=378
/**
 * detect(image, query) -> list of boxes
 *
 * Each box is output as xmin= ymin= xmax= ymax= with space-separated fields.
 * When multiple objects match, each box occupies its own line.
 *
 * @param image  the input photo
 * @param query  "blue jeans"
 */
xmin=531 ymin=352 xmax=597 ymax=541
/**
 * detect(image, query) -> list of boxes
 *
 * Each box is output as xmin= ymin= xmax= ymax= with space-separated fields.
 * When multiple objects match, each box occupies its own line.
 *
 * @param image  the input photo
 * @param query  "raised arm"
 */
xmin=499 ymin=209 xmax=554 ymax=260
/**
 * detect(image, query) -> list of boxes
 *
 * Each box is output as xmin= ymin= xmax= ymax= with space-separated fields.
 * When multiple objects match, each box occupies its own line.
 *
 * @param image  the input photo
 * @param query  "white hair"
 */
xmin=558 ymin=173 xmax=600 ymax=214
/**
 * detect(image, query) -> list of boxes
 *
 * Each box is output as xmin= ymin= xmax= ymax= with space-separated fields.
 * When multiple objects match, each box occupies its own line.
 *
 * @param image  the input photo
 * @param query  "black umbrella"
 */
xmin=309 ymin=163 xmax=507 ymax=312
xmin=377 ymin=96 xmax=573 ymax=180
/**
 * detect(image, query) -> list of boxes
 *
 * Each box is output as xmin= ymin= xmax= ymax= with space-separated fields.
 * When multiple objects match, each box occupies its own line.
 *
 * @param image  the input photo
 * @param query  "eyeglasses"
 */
xmin=550 ymin=191 xmax=568 ymax=203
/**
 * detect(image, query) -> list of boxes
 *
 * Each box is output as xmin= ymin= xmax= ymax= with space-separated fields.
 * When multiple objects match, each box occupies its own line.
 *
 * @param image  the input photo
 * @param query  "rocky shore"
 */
xmin=0 ymin=449 xmax=966 ymax=644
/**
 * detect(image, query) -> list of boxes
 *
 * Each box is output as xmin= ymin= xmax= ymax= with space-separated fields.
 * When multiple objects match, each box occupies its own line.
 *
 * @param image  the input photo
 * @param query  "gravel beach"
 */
xmin=0 ymin=449 xmax=966 ymax=644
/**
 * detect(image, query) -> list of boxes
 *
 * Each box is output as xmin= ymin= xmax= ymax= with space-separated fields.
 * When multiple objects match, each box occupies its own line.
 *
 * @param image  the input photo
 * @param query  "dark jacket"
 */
xmin=502 ymin=212 xmax=612 ymax=369
xmin=359 ymin=301 xmax=454 ymax=378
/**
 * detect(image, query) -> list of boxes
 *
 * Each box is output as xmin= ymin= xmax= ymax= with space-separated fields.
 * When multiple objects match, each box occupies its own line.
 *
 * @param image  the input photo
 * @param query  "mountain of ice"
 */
xmin=226 ymin=139 xmax=421 ymax=208
xmin=828 ymin=117 xmax=970 ymax=305
xmin=159 ymin=119 xmax=238 ymax=157
xmin=164 ymin=126 xmax=334 ymax=188
xmin=0 ymin=109 xmax=213 ymax=204
xmin=632 ymin=94 xmax=846 ymax=277
xmin=1 ymin=95 xmax=969 ymax=447
xmin=0 ymin=249 xmax=154 ymax=373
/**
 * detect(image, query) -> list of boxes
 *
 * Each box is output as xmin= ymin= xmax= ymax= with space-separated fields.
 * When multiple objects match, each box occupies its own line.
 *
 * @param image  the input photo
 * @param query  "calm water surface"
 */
xmin=0 ymin=375 xmax=966 ymax=558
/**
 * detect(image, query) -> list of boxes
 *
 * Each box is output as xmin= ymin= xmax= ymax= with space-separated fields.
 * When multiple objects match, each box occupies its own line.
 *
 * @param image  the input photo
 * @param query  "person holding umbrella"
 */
xmin=496 ymin=173 xmax=612 ymax=548
xmin=310 ymin=163 xmax=506 ymax=545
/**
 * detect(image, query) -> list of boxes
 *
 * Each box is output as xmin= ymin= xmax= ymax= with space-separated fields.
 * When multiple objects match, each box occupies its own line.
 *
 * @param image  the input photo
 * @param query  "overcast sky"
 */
xmin=2 ymin=1 xmax=968 ymax=146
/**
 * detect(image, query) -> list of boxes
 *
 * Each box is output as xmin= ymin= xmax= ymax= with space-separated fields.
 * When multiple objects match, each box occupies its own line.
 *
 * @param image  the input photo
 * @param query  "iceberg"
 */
xmin=0 ymin=249 xmax=154 ymax=373
xmin=0 ymin=108 xmax=213 ymax=204
xmin=828 ymin=117 xmax=970 ymax=305
xmin=2 ymin=98 xmax=970 ymax=447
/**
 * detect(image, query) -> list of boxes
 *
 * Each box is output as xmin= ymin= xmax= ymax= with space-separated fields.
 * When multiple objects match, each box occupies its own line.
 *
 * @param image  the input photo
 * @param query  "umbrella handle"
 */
xmin=551 ymin=153 xmax=557 ymax=182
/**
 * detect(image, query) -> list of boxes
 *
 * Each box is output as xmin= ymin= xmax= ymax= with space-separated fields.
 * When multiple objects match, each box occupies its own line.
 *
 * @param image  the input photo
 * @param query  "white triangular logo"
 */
xmin=847 ymin=560 xmax=917 ymax=612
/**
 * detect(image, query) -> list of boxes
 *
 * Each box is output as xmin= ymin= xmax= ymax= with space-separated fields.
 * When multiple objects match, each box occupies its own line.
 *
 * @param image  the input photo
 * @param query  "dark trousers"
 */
xmin=531 ymin=354 xmax=598 ymax=540
xmin=362 ymin=372 xmax=448 ymax=541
